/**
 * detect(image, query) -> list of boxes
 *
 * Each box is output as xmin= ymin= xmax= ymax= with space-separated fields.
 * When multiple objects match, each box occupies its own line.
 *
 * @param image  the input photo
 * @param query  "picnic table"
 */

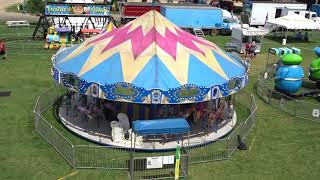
xmin=6 ymin=20 xmax=29 ymax=27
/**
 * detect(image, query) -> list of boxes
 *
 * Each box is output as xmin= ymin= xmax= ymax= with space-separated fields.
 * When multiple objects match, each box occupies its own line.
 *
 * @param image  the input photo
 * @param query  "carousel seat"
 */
xmin=110 ymin=121 xmax=125 ymax=143
xmin=128 ymin=129 xmax=143 ymax=146
xmin=117 ymin=113 xmax=130 ymax=133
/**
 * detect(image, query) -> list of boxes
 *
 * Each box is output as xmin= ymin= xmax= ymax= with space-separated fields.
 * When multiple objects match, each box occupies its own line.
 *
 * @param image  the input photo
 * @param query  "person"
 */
xmin=244 ymin=42 xmax=251 ymax=60
xmin=207 ymin=111 xmax=218 ymax=128
xmin=0 ymin=40 xmax=7 ymax=60
xmin=295 ymin=31 xmax=302 ymax=41
xmin=226 ymin=100 xmax=234 ymax=120
xmin=193 ymin=102 xmax=205 ymax=128
xmin=304 ymin=32 xmax=309 ymax=41
xmin=249 ymin=41 xmax=257 ymax=59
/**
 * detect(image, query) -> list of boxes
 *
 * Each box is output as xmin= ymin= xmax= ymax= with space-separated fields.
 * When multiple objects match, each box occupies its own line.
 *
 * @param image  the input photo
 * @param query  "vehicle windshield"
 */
xmin=252 ymin=36 xmax=261 ymax=43
xmin=223 ymin=19 xmax=230 ymax=23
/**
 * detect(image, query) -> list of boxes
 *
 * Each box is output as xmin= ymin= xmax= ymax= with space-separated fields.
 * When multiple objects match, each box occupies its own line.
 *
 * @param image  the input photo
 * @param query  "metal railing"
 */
xmin=5 ymin=42 xmax=57 ymax=56
xmin=33 ymin=85 xmax=257 ymax=171
xmin=256 ymin=66 xmax=320 ymax=122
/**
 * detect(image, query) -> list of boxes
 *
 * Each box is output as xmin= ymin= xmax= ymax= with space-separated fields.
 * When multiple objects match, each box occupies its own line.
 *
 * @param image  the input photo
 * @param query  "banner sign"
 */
xmin=45 ymin=3 xmax=111 ymax=16
xmin=146 ymin=157 xmax=163 ymax=169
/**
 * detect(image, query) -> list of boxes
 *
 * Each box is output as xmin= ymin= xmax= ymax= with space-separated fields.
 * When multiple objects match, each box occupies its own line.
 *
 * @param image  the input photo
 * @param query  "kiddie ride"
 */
xmin=44 ymin=26 xmax=75 ymax=50
xmin=44 ymin=22 xmax=116 ymax=50
xmin=268 ymin=47 xmax=320 ymax=100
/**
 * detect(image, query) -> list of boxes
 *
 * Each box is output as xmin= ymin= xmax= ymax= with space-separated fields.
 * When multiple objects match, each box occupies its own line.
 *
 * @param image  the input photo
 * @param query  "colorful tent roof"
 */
xmin=52 ymin=10 xmax=248 ymax=104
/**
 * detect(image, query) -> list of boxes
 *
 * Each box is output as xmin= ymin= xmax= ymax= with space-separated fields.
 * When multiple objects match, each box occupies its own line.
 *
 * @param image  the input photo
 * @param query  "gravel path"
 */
xmin=0 ymin=0 xmax=39 ymax=23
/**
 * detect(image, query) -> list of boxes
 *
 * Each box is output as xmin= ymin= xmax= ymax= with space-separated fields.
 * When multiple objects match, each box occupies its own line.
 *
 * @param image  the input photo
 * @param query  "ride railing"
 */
xmin=33 ymin=85 xmax=257 ymax=170
xmin=34 ymin=87 xmax=74 ymax=166
xmin=5 ymin=41 xmax=57 ymax=56
xmin=0 ymin=25 xmax=36 ymax=40
xmin=256 ymin=68 xmax=320 ymax=122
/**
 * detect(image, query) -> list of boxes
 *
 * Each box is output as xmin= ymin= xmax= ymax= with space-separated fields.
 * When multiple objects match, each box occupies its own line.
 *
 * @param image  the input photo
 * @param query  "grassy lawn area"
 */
xmin=0 ymin=26 xmax=320 ymax=180
xmin=5 ymin=3 xmax=21 ymax=13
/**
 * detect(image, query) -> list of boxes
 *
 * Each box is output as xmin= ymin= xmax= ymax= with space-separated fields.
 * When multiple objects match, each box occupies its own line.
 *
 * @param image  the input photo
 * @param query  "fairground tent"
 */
xmin=52 ymin=10 xmax=248 ymax=104
xmin=266 ymin=14 xmax=319 ymax=30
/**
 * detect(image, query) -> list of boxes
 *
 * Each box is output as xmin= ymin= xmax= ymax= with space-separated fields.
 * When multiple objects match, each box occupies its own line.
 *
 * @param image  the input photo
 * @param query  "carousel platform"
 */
xmin=58 ymin=97 xmax=237 ymax=151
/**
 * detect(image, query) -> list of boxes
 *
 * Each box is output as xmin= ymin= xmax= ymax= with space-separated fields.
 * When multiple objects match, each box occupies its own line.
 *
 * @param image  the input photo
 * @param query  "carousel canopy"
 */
xmin=132 ymin=118 xmax=190 ymax=136
xmin=52 ymin=10 xmax=248 ymax=104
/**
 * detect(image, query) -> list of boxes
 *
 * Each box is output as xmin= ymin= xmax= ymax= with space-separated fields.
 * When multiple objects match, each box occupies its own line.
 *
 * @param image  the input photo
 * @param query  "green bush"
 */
xmin=26 ymin=0 xmax=45 ymax=15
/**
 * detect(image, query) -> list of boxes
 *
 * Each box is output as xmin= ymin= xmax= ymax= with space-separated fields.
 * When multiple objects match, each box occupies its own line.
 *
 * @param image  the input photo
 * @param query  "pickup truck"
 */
xmin=118 ymin=2 xmax=161 ymax=23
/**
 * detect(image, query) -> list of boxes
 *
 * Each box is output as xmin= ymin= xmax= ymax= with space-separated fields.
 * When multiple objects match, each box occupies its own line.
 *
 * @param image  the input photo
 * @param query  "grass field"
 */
xmin=5 ymin=3 xmax=21 ymax=13
xmin=0 ymin=26 xmax=320 ymax=180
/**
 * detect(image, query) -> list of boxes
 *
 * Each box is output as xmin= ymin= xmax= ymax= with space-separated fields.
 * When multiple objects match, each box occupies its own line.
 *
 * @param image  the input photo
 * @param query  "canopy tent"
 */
xmin=132 ymin=118 xmax=190 ymax=136
xmin=233 ymin=26 xmax=269 ymax=36
xmin=266 ymin=47 xmax=302 ymax=66
xmin=52 ymin=10 xmax=248 ymax=104
xmin=269 ymin=47 xmax=301 ymax=56
xmin=266 ymin=14 xmax=319 ymax=30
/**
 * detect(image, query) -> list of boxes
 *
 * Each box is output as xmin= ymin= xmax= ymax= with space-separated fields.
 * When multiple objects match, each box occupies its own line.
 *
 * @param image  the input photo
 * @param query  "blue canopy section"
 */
xmin=269 ymin=47 xmax=301 ymax=56
xmin=132 ymin=118 xmax=190 ymax=136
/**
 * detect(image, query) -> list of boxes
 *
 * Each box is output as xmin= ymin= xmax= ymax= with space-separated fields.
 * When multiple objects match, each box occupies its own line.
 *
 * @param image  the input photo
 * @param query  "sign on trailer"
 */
xmin=45 ymin=3 xmax=111 ymax=16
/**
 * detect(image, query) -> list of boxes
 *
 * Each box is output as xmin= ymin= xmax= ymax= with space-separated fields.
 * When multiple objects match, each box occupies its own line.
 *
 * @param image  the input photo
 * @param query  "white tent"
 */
xmin=266 ymin=14 xmax=319 ymax=30
xmin=234 ymin=26 xmax=269 ymax=36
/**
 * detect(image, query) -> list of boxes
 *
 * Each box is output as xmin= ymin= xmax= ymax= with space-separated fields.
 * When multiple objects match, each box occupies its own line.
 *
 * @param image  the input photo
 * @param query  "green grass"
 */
xmin=0 ymin=27 xmax=320 ymax=180
xmin=5 ymin=3 xmax=21 ymax=13
xmin=0 ymin=25 xmax=36 ymax=40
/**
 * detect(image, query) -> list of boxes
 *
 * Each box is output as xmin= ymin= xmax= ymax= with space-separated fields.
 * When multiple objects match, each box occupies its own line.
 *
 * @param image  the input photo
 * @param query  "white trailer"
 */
xmin=243 ymin=1 xmax=307 ymax=26
xmin=228 ymin=25 xmax=269 ymax=54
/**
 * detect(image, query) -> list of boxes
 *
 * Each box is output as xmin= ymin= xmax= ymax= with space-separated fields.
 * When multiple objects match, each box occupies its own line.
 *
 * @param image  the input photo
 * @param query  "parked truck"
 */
xmin=243 ymin=0 xmax=307 ymax=26
xmin=119 ymin=2 xmax=161 ymax=23
xmin=215 ymin=9 xmax=241 ymax=34
xmin=160 ymin=5 xmax=222 ymax=29
xmin=312 ymin=4 xmax=320 ymax=17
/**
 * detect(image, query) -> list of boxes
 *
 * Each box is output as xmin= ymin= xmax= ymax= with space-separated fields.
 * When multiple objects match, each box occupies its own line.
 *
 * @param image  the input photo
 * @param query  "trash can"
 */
xmin=282 ymin=39 xmax=287 ymax=46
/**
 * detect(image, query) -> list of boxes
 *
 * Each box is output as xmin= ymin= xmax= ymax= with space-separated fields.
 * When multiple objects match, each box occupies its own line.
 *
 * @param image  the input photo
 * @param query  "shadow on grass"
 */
xmin=265 ymin=35 xmax=315 ymax=45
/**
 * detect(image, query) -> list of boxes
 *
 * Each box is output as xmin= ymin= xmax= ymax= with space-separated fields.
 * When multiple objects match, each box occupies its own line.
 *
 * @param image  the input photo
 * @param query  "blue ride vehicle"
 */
xmin=275 ymin=54 xmax=304 ymax=94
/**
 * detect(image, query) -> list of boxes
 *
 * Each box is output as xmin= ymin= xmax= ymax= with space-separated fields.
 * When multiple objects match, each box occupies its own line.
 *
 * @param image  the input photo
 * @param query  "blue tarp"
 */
xmin=132 ymin=118 xmax=190 ymax=136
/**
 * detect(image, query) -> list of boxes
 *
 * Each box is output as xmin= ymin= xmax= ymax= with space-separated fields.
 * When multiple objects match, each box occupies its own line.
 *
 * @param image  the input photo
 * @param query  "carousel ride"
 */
xmin=51 ymin=10 xmax=249 ymax=150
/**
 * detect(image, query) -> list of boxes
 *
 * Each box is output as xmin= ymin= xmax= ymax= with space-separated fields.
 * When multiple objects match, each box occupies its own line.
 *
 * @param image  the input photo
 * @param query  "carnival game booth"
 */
xmin=51 ymin=10 xmax=249 ymax=150
xmin=33 ymin=0 xmax=113 ymax=39
xmin=228 ymin=25 xmax=269 ymax=54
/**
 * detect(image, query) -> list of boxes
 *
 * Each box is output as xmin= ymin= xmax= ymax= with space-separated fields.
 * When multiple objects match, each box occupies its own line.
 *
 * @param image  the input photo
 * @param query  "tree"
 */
xmin=26 ymin=0 xmax=45 ymax=15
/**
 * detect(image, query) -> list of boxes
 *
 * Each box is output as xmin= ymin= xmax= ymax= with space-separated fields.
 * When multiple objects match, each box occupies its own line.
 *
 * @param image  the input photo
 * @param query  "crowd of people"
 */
xmin=295 ymin=31 xmax=309 ymax=41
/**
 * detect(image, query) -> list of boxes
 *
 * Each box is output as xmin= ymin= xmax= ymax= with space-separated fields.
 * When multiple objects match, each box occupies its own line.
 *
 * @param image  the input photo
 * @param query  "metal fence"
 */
xmin=256 ymin=67 xmax=320 ymax=122
xmin=33 ymin=85 xmax=257 ymax=174
xmin=5 ymin=42 xmax=57 ymax=56
xmin=0 ymin=25 xmax=36 ymax=40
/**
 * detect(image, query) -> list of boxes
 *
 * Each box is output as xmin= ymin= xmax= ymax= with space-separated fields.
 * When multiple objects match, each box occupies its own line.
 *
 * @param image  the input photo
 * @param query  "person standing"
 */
xmin=304 ymin=32 xmax=309 ymax=41
xmin=0 ymin=40 xmax=7 ymax=60
xmin=249 ymin=41 xmax=257 ymax=59
xmin=244 ymin=42 xmax=251 ymax=60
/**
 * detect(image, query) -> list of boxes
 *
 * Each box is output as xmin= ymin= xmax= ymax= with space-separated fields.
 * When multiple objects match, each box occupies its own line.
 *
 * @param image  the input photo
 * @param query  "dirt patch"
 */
xmin=0 ymin=0 xmax=38 ymax=23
